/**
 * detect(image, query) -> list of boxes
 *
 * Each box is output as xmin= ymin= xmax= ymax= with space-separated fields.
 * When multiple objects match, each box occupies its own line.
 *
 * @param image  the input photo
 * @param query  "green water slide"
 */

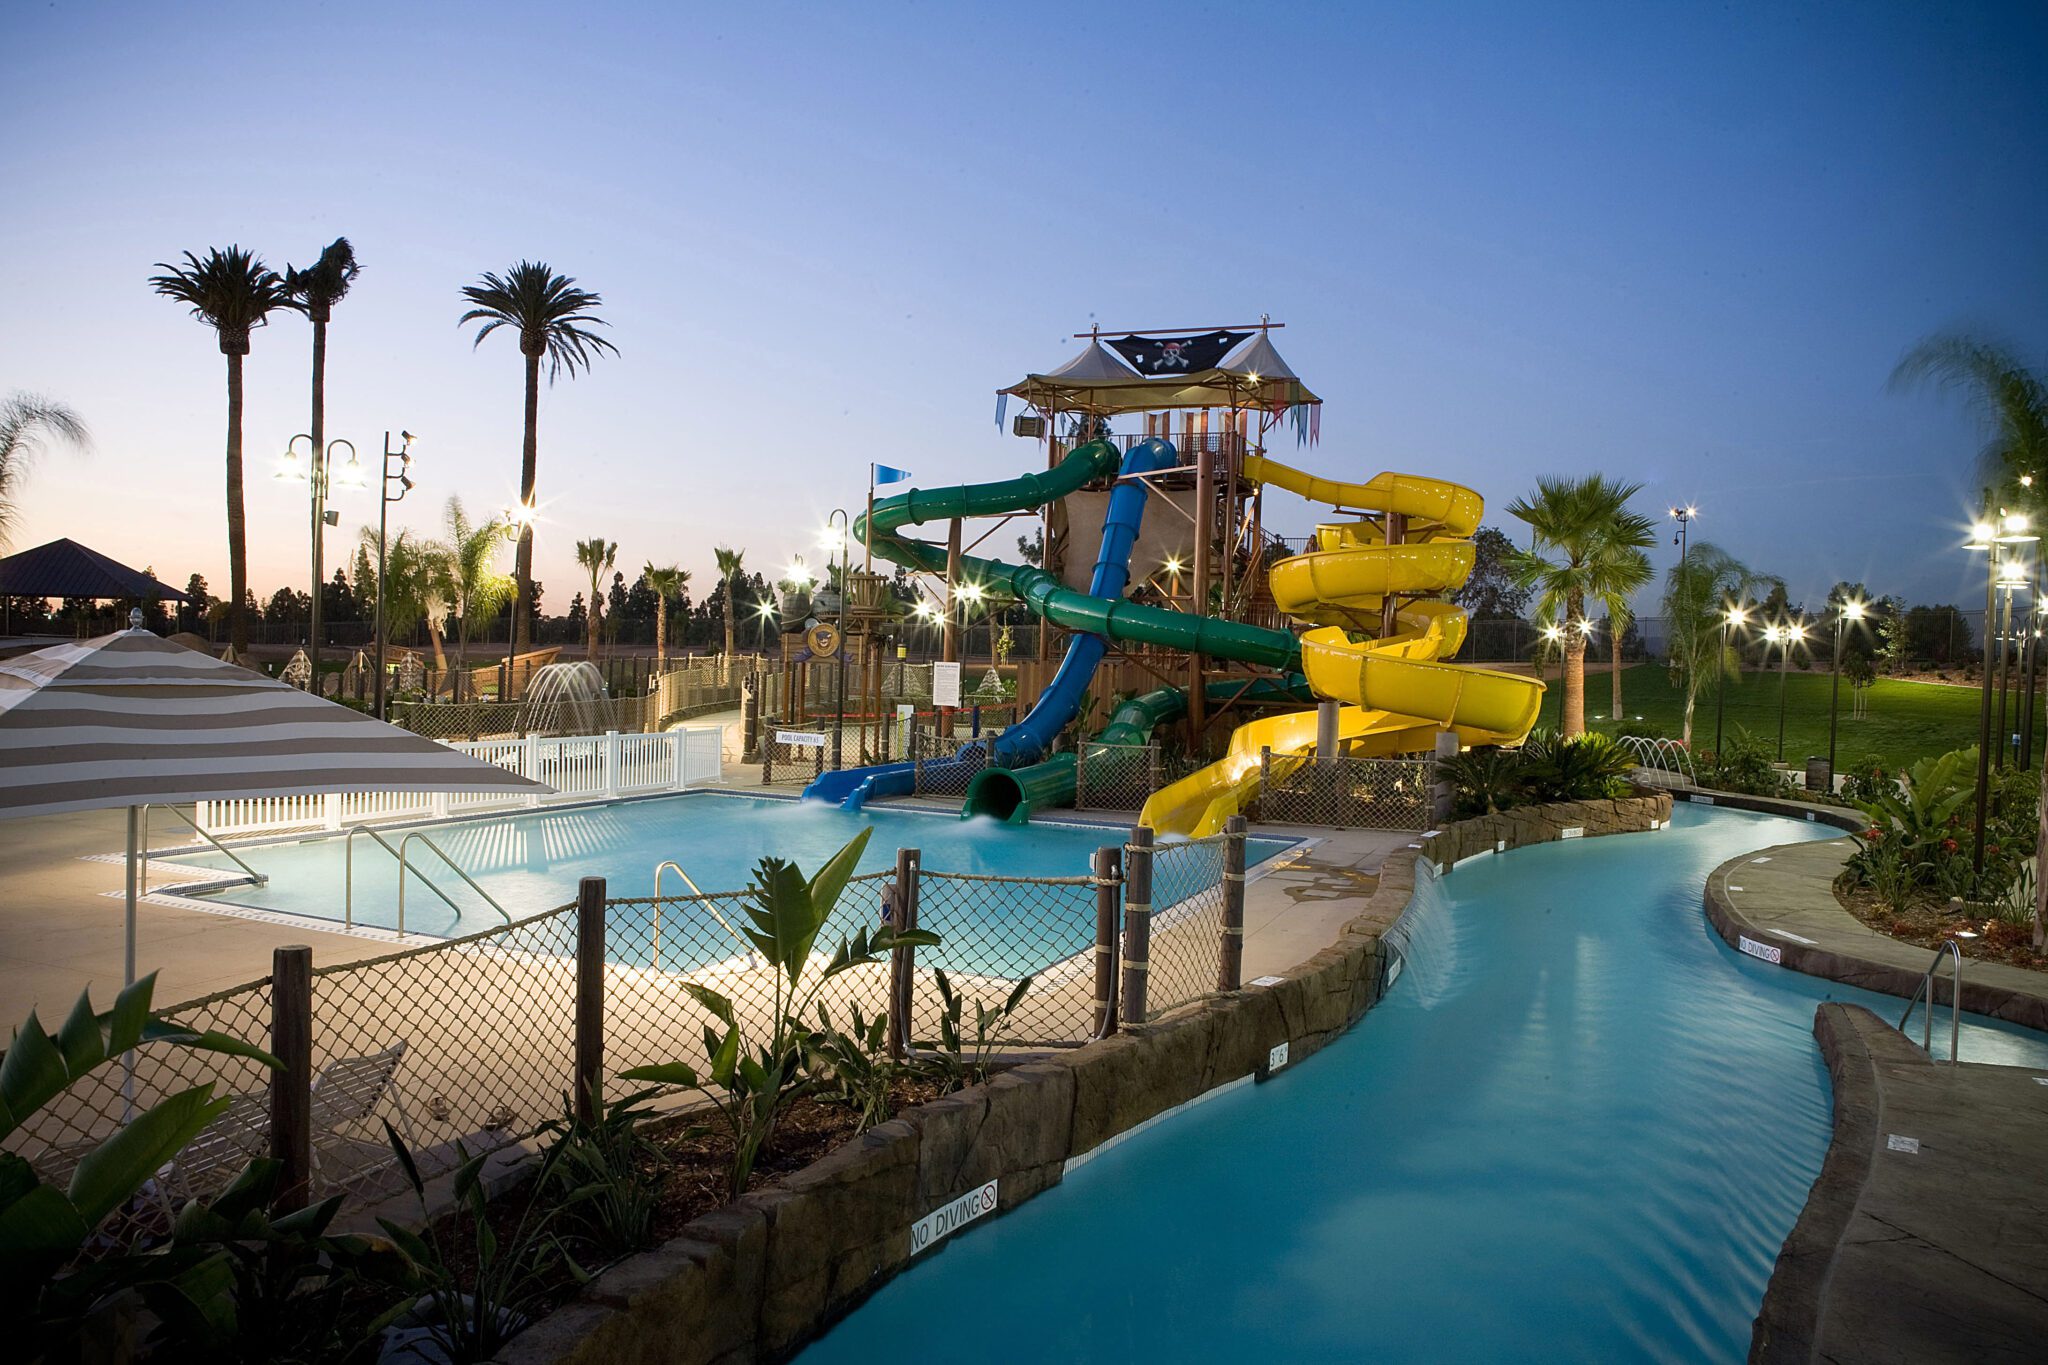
xmin=960 ymin=676 xmax=1314 ymax=823
xmin=859 ymin=440 xmax=1301 ymax=671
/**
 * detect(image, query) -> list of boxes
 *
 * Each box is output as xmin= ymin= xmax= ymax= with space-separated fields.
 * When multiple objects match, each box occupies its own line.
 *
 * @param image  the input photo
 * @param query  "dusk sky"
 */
xmin=3 ymin=1 xmax=2045 ymax=618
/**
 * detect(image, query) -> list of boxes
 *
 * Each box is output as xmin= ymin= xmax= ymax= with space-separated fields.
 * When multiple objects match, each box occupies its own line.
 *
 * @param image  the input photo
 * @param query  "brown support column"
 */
xmin=886 ymin=846 xmax=920 ymax=1059
xmin=575 ymin=876 xmax=606 ymax=1123
xmin=1093 ymin=844 xmax=1122 ymax=1037
xmin=269 ymin=945 xmax=313 ymax=1212
xmin=941 ymin=517 xmax=962 ymax=736
xmin=1219 ymin=815 xmax=1247 ymax=991
xmin=1190 ymin=439 xmax=1214 ymax=750
xmin=1121 ymin=826 xmax=1154 ymax=1026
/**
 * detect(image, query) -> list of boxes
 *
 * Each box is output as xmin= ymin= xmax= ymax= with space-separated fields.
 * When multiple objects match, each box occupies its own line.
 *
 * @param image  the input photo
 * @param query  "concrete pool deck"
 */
xmin=1752 ymin=1003 xmax=2048 ymax=1364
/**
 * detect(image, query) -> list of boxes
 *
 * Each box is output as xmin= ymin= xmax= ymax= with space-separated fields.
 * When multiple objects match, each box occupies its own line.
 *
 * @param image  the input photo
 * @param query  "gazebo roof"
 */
xmin=999 ymin=331 xmax=1320 ymax=417
xmin=0 ymin=538 xmax=187 ymax=601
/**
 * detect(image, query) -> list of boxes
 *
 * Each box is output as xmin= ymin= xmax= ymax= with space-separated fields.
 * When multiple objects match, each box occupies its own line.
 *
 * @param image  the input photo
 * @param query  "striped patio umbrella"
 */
xmin=0 ymin=622 xmax=550 ymax=982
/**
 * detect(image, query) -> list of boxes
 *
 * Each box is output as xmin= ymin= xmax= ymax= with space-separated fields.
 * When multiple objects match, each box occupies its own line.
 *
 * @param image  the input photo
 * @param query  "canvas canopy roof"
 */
xmin=0 ymin=538 xmax=188 ymax=601
xmin=999 ymin=332 xmax=1321 ymax=417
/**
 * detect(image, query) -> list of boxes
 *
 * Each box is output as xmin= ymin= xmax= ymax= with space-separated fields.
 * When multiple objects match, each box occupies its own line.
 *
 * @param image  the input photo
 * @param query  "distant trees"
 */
xmin=1451 ymin=526 xmax=1534 ymax=621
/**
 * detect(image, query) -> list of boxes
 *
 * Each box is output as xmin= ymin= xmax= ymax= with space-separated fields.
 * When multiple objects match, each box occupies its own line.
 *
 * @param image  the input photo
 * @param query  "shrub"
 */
xmin=1609 ymin=717 xmax=1666 ymax=740
xmin=1699 ymin=727 xmax=1793 ymax=798
xmin=1438 ymin=731 xmax=1640 ymax=816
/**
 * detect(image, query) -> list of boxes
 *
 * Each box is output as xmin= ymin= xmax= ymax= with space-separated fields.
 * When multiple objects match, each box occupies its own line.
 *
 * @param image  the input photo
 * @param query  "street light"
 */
xmin=1964 ymin=509 xmax=2037 ymax=876
xmin=276 ymin=433 xmax=361 ymax=690
xmin=1669 ymin=504 xmax=1698 ymax=561
xmin=1715 ymin=604 xmax=1749 ymax=759
xmin=372 ymin=430 xmax=417 ymax=720
xmin=1994 ymin=555 xmax=2029 ymax=770
xmin=1827 ymin=598 xmax=1867 ymax=781
xmin=1764 ymin=620 xmax=1806 ymax=762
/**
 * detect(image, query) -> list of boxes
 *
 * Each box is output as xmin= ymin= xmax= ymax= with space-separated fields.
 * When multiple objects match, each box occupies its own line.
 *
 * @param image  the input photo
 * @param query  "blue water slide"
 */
xmin=803 ymin=438 xmax=1177 ymax=810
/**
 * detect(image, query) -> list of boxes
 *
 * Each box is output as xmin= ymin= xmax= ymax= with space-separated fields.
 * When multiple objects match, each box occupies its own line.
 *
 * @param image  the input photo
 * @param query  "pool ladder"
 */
xmin=345 ymin=827 xmax=512 ymax=936
xmin=1897 ymin=940 xmax=1963 ymax=1065
xmin=137 ymin=803 xmax=269 ymax=896
xmin=651 ymin=860 xmax=758 ymax=972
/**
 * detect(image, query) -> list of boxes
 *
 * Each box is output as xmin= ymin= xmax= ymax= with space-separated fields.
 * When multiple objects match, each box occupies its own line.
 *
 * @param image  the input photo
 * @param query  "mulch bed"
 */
xmin=1833 ymin=873 xmax=2048 ymax=972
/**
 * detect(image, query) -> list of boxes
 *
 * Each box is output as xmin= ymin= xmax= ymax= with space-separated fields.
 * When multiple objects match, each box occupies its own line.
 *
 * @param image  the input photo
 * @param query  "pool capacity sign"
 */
xmin=910 ymin=1178 xmax=998 ymax=1256
xmin=932 ymin=661 xmax=962 ymax=708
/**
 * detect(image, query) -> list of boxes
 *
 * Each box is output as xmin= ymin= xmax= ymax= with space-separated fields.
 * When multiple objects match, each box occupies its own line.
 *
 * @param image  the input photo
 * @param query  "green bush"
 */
xmin=1439 ymin=730 xmax=1642 ymax=818
xmin=1609 ymin=717 xmax=1666 ymax=741
xmin=1699 ymin=727 xmax=1793 ymax=798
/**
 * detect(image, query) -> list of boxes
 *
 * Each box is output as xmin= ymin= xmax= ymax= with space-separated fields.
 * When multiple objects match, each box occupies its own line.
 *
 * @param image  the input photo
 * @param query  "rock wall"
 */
xmin=503 ymin=790 xmax=1673 ymax=1365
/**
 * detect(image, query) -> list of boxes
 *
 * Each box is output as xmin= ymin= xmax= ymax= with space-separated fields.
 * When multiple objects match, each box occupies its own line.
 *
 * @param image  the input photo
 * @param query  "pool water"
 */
xmin=799 ymin=806 xmax=2048 ymax=1364
xmin=160 ymin=795 xmax=1291 ymax=975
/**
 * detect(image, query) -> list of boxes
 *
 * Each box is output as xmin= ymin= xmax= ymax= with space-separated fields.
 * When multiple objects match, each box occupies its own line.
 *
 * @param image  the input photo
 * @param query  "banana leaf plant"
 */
xmin=0 ymin=973 xmax=281 ymax=1353
xmin=623 ymin=827 xmax=938 ymax=1198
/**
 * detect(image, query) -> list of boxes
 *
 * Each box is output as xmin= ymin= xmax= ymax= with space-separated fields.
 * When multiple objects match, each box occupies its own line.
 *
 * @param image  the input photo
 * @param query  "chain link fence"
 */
xmin=10 ymin=816 xmax=1256 ymax=1251
xmin=1247 ymin=753 xmax=1434 ymax=829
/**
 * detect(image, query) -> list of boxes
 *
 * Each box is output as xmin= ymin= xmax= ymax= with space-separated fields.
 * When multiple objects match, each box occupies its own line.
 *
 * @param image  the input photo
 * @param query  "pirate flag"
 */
xmin=1109 ymin=330 xmax=1251 ymax=377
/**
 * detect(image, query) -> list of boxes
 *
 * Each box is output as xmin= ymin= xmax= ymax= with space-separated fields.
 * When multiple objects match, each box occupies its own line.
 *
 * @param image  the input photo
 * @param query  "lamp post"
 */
xmin=1715 ymin=604 xmax=1748 ymax=759
xmin=1827 ymin=599 xmax=1866 ymax=781
xmin=276 ymin=434 xmax=363 ymax=690
xmin=826 ymin=510 xmax=850 ymax=769
xmin=499 ymin=500 xmax=535 ymax=696
xmin=372 ymin=431 xmax=417 ymax=720
xmin=1994 ymin=557 xmax=2028 ymax=770
xmin=1966 ymin=511 xmax=2038 ymax=876
xmin=1669 ymin=503 xmax=1697 ymax=562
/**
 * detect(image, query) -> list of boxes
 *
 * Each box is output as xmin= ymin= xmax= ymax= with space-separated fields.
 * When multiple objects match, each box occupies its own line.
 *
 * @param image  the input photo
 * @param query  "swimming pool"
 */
xmin=798 ymin=805 xmax=2048 ymax=1363
xmin=158 ymin=793 xmax=1293 ymax=969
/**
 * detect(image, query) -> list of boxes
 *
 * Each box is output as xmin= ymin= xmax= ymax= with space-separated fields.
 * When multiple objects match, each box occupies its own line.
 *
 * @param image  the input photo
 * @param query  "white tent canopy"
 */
xmin=0 ymin=626 xmax=551 ymax=980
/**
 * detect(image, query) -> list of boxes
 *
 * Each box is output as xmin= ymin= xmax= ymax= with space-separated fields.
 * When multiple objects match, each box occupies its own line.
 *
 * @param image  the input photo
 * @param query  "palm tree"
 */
xmin=359 ymin=525 xmax=445 ymax=661
xmin=713 ymin=545 xmax=745 ymax=664
xmin=1890 ymin=334 xmax=2048 ymax=512
xmin=1507 ymin=475 xmax=1657 ymax=737
xmin=1660 ymin=543 xmax=1777 ymax=746
xmin=283 ymin=237 xmax=360 ymax=669
xmin=442 ymin=496 xmax=513 ymax=668
xmin=151 ymin=247 xmax=294 ymax=659
xmin=644 ymin=563 xmax=689 ymax=669
xmin=0 ymin=394 xmax=89 ymax=548
xmin=459 ymin=262 xmax=618 ymax=656
xmin=575 ymin=537 xmax=618 ymax=660
xmin=1596 ymin=547 xmax=1654 ymax=720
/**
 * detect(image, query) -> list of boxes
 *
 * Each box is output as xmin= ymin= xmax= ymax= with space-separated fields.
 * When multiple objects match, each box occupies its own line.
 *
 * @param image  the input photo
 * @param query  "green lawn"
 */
xmin=1534 ymin=664 xmax=2046 ymax=771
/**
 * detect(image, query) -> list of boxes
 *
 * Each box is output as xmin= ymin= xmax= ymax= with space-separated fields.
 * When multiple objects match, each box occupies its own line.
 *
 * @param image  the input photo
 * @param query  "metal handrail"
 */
xmin=139 ymin=803 xmax=270 ymax=896
xmin=344 ymin=826 xmax=465 ymax=932
xmin=395 ymin=832 xmax=513 ymax=937
xmin=653 ymin=860 xmax=758 ymax=970
xmin=1898 ymin=940 xmax=1964 ymax=1064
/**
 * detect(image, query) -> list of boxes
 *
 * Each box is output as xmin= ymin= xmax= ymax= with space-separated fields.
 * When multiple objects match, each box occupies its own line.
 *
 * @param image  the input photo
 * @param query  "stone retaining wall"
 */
xmin=504 ymin=789 xmax=1673 ymax=1365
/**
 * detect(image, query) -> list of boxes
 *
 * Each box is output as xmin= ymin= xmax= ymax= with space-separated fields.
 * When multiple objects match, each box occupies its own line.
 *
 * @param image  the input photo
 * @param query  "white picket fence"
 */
xmin=194 ymin=727 xmax=724 ymax=838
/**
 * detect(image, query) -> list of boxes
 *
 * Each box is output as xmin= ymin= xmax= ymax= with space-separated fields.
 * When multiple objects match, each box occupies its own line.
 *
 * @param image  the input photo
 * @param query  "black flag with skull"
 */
xmin=1109 ymin=330 xmax=1251 ymax=376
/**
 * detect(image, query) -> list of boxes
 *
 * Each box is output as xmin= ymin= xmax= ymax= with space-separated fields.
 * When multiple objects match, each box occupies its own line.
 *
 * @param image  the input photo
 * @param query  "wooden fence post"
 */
xmin=1092 ymin=845 xmax=1122 ymax=1037
xmin=1121 ymin=826 xmax=1153 ymax=1026
xmin=269 ymin=945 xmax=313 ymax=1212
xmin=575 ymin=877 xmax=606 ymax=1124
xmin=1219 ymin=815 xmax=1247 ymax=991
xmin=887 ymin=847 xmax=921 ymax=1059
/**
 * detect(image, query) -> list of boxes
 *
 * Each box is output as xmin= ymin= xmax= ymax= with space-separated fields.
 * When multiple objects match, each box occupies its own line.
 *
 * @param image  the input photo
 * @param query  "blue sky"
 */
xmin=2 ymin=1 xmax=2044 ymax=616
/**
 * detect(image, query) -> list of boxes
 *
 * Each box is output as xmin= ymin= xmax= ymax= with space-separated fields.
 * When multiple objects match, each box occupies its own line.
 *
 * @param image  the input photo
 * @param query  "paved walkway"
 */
xmin=1704 ymin=832 xmax=2048 ymax=1032
xmin=1754 ymin=1003 xmax=2048 ymax=1363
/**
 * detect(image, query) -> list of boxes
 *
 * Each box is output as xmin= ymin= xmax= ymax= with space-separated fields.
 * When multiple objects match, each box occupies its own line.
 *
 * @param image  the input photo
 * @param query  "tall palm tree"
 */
xmin=283 ymin=237 xmax=360 ymax=670
xmin=359 ymin=525 xmax=444 ymax=659
xmin=442 ymin=496 xmax=513 ymax=667
xmin=1660 ymin=543 xmax=1776 ymax=746
xmin=0 ymin=393 xmax=89 ymax=548
xmin=1507 ymin=475 xmax=1657 ymax=738
xmin=713 ymin=545 xmax=745 ymax=662
xmin=459 ymin=262 xmax=618 ymax=656
xmin=1597 ymin=546 xmax=1654 ymax=720
xmin=151 ymin=246 xmax=294 ymax=659
xmin=1890 ymin=334 xmax=2048 ymax=512
xmin=575 ymin=536 xmax=617 ymax=660
xmin=643 ymin=563 xmax=689 ymax=669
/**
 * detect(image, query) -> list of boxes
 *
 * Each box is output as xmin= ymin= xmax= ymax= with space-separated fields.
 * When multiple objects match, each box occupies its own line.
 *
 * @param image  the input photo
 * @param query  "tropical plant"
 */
xmin=1517 ymin=729 xmax=1638 ymax=803
xmin=1699 ymin=726 xmax=1794 ymax=798
xmin=151 ymin=246 xmax=296 ymax=658
xmin=442 ymin=497 xmax=513 ymax=668
xmin=536 ymin=1083 xmax=668 ymax=1258
xmin=0 ymin=393 xmax=88 ymax=548
xmin=1437 ymin=747 xmax=1524 ymax=817
xmin=801 ymin=1003 xmax=896 ymax=1133
xmin=620 ymin=829 xmax=936 ymax=1198
xmin=1597 ymin=551 xmax=1653 ymax=721
xmin=1659 ymin=542 xmax=1777 ymax=745
xmin=714 ymin=546 xmax=745 ymax=661
xmin=643 ymin=563 xmax=688 ymax=670
xmin=358 ymin=526 xmax=448 ymax=667
xmin=459 ymin=262 xmax=618 ymax=655
xmin=912 ymin=970 xmax=1035 ymax=1094
xmin=1506 ymin=475 xmax=1657 ymax=737
xmin=575 ymin=537 xmax=617 ymax=660
xmin=0 ymin=976 xmax=280 ymax=1357
xmin=281 ymin=237 xmax=360 ymax=665
xmin=379 ymin=1128 xmax=576 ymax=1365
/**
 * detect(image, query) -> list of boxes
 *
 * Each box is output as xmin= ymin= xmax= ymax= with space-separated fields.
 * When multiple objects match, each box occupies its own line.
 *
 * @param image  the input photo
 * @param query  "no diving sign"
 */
xmin=1738 ymin=934 xmax=1783 ymax=965
xmin=910 ymin=1179 xmax=998 ymax=1255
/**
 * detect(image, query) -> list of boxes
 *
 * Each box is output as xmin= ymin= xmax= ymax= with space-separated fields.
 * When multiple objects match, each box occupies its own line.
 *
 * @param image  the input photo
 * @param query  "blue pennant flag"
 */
xmin=874 ymin=464 xmax=913 ymax=484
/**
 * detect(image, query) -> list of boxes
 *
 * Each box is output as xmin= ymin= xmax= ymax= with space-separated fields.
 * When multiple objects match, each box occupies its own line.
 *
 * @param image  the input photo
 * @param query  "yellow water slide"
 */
xmin=1137 ymin=458 xmax=1545 ymax=837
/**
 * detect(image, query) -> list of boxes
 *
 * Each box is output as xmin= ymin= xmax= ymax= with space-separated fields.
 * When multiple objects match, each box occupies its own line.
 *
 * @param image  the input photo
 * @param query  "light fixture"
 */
xmin=958 ymin=582 xmax=985 ymax=602
xmin=332 ymin=452 xmax=366 ymax=489
xmin=1725 ymin=605 xmax=1749 ymax=627
xmin=1842 ymin=600 xmax=1866 ymax=621
xmin=275 ymin=445 xmax=307 ymax=482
